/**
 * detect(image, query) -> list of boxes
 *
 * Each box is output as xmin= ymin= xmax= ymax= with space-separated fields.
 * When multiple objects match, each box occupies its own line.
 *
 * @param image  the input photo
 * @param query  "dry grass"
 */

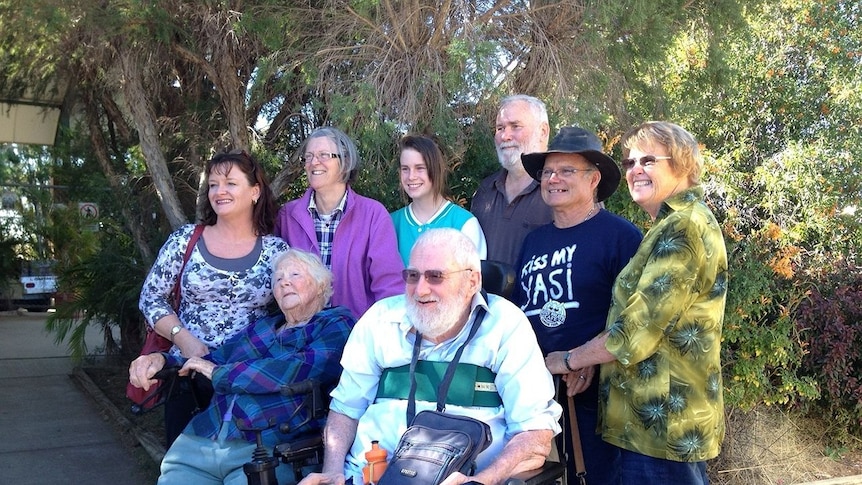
xmin=710 ymin=407 xmax=862 ymax=484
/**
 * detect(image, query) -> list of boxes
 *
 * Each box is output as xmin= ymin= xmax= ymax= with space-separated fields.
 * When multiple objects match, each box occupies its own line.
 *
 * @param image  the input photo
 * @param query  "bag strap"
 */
xmin=567 ymin=395 xmax=587 ymax=485
xmin=172 ymin=224 xmax=204 ymax=311
xmin=406 ymin=295 xmax=488 ymax=423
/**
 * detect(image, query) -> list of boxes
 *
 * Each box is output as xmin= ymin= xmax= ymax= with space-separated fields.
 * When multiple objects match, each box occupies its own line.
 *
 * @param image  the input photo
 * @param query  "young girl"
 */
xmin=390 ymin=135 xmax=487 ymax=265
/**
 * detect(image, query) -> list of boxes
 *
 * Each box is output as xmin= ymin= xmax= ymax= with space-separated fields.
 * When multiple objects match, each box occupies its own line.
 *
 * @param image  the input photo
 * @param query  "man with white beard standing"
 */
xmin=298 ymin=228 xmax=561 ymax=485
xmin=470 ymin=95 xmax=552 ymax=269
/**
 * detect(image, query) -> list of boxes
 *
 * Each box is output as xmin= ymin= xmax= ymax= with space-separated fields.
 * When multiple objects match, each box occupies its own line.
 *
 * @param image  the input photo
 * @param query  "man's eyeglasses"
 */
xmin=401 ymin=268 xmax=472 ymax=285
xmin=620 ymin=155 xmax=671 ymax=171
xmin=537 ymin=167 xmax=595 ymax=180
xmin=300 ymin=152 xmax=341 ymax=164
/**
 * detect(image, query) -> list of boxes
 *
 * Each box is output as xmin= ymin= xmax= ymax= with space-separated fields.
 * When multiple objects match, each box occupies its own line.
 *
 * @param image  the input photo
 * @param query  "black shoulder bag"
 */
xmin=377 ymin=308 xmax=493 ymax=485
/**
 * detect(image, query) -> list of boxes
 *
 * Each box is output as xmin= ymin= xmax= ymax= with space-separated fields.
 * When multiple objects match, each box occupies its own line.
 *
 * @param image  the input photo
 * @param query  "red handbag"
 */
xmin=126 ymin=224 xmax=204 ymax=413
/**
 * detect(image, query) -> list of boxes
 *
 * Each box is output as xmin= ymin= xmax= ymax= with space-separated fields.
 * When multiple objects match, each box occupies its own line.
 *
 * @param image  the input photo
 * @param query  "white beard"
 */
xmin=406 ymin=292 xmax=467 ymax=339
xmin=496 ymin=145 xmax=522 ymax=171
xmin=496 ymin=131 xmax=545 ymax=172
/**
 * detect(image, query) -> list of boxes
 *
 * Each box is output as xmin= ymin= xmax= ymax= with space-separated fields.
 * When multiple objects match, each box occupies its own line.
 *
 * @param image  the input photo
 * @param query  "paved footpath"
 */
xmin=0 ymin=311 xmax=153 ymax=485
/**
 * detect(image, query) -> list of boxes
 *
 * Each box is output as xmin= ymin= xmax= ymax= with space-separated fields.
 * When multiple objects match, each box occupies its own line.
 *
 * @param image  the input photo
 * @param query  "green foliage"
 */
xmin=0 ymin=0 xmax=68 ymax=97
xmin=708 ymin=142 xmax=852 ymax=410
xmin=0 ymin=145 xmax=58 ymax=261
xmin=719 ymin=233 xmax=820 ymax=408
xmin=0 ymin=232 xmax=23 ymax=303
xmin=621 ymin=0 xmax=862 ymax=429
xmin=46 ymin=221 xmax=146 ymax=361
xmin=455 ymin=119 xmax=498 ymax=205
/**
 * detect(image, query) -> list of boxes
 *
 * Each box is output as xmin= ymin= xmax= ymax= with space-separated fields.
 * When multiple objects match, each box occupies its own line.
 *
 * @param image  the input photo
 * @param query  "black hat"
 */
xmin=521 ymin=126 xmax=621 ymax=202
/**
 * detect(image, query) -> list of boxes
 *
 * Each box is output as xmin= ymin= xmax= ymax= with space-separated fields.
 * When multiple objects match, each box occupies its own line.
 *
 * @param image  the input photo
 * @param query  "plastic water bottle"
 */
xmin=362 ymin=440 xmax=388 ymax=485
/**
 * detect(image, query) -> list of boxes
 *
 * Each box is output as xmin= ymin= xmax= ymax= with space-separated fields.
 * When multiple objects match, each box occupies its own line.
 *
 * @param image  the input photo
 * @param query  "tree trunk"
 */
xmin=119 ymin=49 xmax=188 ymax=230
xmin=214 ymin=51 xmax=250 ymax=149
xmin=173 ymin=43 xmax=250 ymax=150
xmin=83 ymin=94 xmax=153 ymax=263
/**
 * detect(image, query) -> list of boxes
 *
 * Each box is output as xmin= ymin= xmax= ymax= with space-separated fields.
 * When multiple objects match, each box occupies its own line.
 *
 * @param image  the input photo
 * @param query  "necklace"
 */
xmin=553 ymin=204 xmax=600 ymax=229
xmin=582 ymin=204 xmax=597 ymax=224
xmin=412 ymin=198 xmax=445 ymax=225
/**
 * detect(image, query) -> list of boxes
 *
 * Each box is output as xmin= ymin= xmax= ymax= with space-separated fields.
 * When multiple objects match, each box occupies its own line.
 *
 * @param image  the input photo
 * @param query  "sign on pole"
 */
xmin=78 ymin=202 xmax=99 ymax=219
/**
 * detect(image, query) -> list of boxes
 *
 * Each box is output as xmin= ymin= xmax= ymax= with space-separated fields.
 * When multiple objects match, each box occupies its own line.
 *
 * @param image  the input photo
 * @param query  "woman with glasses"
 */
xmin=514 ymin=126 xmax=643 ymax=484
xmin=547 ymin=122 xmax=728 ymax=485
xmin=274 ymin=127 xmax=403 ymax=319
xmin=390 ymin=134 xmax=487 ymax=266
xmin=139 ymin=149 xmax=289 ymax=446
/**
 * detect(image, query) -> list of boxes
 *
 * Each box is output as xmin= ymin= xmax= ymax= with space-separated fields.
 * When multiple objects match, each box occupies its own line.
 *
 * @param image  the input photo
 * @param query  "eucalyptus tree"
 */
xmin=5 ymin=1 xmax=783 ymax=371
xmin=1 ymin=0 xmax=302 ymax=355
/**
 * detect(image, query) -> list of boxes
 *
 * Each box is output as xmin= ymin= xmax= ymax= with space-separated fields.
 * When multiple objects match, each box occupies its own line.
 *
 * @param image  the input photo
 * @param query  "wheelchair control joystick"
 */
xmin=240 ymin=419 xmax=280 ymax=485
xmin=239 ymin=379 xmax=329 ymax=485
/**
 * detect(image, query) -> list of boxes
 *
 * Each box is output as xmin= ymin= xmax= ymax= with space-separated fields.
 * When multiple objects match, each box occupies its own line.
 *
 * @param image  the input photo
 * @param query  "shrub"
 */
xmin=797 ymin=266 xmax=862 ymax=439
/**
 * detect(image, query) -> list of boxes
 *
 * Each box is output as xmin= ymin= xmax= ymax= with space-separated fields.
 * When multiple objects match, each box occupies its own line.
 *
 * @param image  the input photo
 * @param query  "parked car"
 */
xmin=16 ymin=260 xmax=57 ymax=311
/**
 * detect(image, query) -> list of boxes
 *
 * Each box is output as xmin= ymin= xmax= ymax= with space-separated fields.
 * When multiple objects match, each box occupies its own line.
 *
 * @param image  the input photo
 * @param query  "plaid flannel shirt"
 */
xmin=308 ymin=191 xmax=348 ymax=268
xmin=165 ymin=306 xmax=355 ymax=447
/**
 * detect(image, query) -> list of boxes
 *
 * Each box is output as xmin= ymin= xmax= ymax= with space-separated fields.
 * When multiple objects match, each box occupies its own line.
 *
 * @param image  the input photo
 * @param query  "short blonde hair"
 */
xmin=622 ymin=121 xmax=703 ymax=185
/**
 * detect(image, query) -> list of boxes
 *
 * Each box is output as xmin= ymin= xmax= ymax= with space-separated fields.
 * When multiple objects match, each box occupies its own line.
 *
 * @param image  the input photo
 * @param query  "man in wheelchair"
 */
xmin=128 ymin=249 xmax=355 ymax=485
xmin=300 ymin=229 xmax=562 ymax=485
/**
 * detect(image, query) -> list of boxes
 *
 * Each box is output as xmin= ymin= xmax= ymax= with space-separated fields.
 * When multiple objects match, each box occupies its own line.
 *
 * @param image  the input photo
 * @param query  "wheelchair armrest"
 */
xmin=505 ymin=460 xmax=566 ymax=485
xmin=274 ymin=434 xmax=324 ymax=465
xmin=280 ymin=379 xmax=329 ymax=422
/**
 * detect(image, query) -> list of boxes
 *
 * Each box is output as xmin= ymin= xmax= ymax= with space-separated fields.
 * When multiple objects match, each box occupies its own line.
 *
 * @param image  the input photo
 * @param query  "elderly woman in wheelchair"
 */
xmin=129 ymin=248 xmax=355 ymax=485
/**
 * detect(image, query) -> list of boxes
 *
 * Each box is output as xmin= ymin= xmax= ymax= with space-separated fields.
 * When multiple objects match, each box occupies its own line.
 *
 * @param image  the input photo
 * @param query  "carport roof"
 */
xmin=0 ymin=84 xmax=66 ymax=146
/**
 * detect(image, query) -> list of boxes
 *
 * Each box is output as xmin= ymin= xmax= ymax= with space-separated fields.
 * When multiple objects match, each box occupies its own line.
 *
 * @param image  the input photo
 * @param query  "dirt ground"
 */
xmin=84 ymin=359 xmax=862 ymax=485
xmin=709 ymin=408 xmax=862 ymax=484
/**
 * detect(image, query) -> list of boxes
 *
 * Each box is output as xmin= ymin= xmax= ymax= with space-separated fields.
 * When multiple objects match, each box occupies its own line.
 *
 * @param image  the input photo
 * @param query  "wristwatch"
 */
xmin=169 ymin=325 xmax=183 ymax=342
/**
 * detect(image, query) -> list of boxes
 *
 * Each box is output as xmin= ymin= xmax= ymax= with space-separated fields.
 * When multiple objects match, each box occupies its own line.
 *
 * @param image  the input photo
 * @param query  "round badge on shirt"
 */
xmin=539 ymin=300 xmax=566 ymax=327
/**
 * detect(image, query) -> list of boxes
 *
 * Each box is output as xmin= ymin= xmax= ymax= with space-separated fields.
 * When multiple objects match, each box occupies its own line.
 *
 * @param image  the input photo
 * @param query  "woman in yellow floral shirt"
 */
xmin=546 ymin=121 xmax=728 ymax=484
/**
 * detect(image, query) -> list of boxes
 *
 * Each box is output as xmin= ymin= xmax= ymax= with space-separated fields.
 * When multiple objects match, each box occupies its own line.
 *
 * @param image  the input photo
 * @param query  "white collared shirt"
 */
xmin=330 ymin=292 xmax=562 ymax=484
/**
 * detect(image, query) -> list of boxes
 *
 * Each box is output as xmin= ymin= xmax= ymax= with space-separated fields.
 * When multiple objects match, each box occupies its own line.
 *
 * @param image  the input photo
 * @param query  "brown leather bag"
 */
xmin=125 ymin=224 xmax=204 ymax=412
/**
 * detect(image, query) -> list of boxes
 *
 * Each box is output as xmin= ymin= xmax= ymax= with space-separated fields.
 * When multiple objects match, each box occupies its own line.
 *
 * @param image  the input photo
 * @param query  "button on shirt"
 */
xmin=470 ymin=169 xmax=552 ymax=268
xmin=308 ymin=191 xmax=348 ymax=268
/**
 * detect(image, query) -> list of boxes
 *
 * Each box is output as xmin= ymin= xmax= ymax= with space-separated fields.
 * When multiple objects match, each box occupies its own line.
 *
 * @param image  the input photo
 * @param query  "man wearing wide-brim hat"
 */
xmin=521 ymin=126 xmax=621 ymax=204
xmin=512 ymin=126 xmax=644 ymax=484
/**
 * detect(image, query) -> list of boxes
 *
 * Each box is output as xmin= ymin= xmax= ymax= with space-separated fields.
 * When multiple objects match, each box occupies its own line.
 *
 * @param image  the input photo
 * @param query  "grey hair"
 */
xmin=272 ymin=248 xmax=334 ymax=306
xmin=302 ymin=127 xmax=361 ymax=184
xmin=410 ymin=228 xmax=481 ymax=273
xmin=500 ymin=95 xmax=549 ymax=125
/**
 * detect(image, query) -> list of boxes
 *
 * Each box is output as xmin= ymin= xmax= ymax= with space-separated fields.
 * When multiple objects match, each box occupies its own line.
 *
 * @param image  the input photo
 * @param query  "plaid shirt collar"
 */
xmin=307 ymin=190 xmax=348 ymax=268
xmin=307 ymin=189 xmax=348 ymax=217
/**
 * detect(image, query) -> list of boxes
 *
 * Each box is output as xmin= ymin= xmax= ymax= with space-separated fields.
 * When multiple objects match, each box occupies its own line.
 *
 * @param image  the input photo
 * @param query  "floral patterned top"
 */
xmin=599 ymin=186 xmax=728 ymax=462
xmin=139 ymin=224 xmax=289 ymax=355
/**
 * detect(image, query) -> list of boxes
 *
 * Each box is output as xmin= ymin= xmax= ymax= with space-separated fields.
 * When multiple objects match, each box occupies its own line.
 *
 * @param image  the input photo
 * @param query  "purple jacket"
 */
xmin=274 ymin=187 xmax=404 ymax=318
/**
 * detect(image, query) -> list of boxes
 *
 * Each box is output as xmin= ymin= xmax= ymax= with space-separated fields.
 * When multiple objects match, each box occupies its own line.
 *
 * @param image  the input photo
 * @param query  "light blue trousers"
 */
xmin=158 ymin=423 xmax=295 ymax=485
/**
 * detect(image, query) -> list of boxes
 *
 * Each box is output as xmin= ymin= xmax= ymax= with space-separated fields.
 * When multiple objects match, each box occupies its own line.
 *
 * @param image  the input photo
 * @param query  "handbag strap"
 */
xmin=406 ymin=296 xmax=488 ymax=423
xmin=567 ymin=395 xmax=587 ymax=485
xmin=172 ymin=224 xmax=204 ymax=311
